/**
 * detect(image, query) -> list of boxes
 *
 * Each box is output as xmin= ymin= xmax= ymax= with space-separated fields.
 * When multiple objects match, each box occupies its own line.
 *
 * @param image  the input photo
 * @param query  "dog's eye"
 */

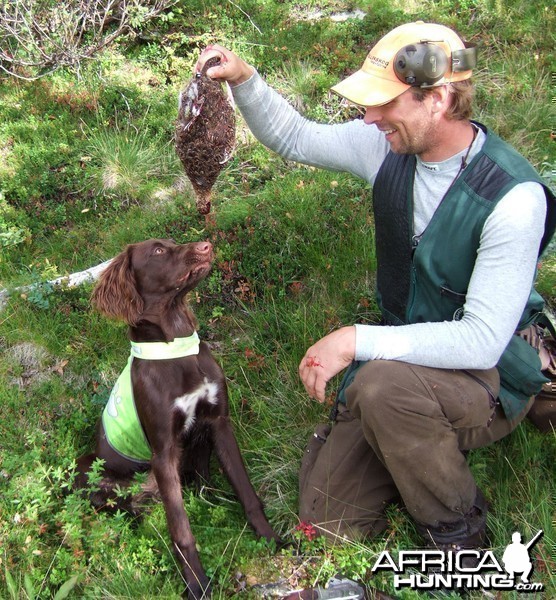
xmin=154 ymin=247 xmax=166 ymax=255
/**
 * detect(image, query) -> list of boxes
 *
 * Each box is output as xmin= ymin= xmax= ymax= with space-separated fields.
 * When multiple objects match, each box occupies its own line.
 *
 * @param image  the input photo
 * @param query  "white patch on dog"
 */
xmin=106 ymin=381 xmax=123 ymax=418
xmin=174 ymin=378 xmax=219 ymax=432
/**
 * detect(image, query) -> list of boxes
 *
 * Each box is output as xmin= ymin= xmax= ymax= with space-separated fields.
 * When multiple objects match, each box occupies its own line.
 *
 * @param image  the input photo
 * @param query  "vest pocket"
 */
xmin=440 ymin=285 xmax=466 ymax=303
xmin=440 ymin=285 xmax=466 ymax=320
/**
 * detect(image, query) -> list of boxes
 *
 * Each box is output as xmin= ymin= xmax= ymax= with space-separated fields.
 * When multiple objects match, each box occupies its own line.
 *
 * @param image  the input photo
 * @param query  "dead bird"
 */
xmin=175 ymin=56 xmax=236 ymax=215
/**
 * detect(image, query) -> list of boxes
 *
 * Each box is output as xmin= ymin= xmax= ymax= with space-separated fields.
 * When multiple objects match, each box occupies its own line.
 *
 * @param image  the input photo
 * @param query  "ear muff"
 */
xmin=394 ymin=42 xmax=477 ymax=87
xmin=394 ymin=43 xmax=449 ymax=86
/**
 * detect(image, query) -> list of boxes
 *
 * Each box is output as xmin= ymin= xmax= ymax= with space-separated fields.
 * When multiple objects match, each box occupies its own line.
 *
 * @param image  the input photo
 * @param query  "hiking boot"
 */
xmin=415 ymin=488 xmax=488 ymax=569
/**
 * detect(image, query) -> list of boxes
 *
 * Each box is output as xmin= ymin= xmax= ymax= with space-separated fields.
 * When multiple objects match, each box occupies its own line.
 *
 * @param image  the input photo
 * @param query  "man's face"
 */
xmin=363 ymin=88 xmax=439 ymax=159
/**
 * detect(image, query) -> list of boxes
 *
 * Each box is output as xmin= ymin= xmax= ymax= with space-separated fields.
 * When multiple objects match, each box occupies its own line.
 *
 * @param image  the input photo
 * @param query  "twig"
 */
xmin=226 ymin=0 xmax=262 ymax=35
xmin=0 ymin=0 xmax=179 ymax=80
xmin=0 ymin=258 xmax=113 ymax=310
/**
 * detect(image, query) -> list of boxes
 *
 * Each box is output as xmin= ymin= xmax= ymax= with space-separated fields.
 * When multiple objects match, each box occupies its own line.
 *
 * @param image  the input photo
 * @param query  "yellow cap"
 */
xmin=331 ymin=22 xmax=474 ymax=107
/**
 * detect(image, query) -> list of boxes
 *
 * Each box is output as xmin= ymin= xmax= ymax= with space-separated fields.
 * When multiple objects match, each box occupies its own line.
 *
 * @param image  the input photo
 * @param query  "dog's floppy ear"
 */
xmin=92 ymin=246 xmax=144 ymax=325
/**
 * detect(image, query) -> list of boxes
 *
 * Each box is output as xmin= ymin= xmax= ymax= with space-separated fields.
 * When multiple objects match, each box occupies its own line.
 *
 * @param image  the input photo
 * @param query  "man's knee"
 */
xmin=298 ymin=410 xmax=398 ymax=541
xmin=345 ymin=360 xmax=412 ymax=421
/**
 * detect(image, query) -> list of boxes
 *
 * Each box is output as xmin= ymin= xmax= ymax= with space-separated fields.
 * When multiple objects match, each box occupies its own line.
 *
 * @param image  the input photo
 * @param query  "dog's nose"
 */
xmin=196 ymin=241 xmax=212 ymax=254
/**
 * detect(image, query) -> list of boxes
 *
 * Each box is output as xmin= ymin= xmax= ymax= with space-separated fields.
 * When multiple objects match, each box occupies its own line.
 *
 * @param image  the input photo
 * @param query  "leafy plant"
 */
xmin=0 ymin=193 xmax=29 ymax=248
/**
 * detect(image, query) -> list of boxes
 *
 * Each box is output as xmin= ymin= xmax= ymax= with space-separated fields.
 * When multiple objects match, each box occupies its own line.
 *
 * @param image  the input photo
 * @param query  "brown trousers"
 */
xmin=299 ymin=360 xmax=533 ymax=541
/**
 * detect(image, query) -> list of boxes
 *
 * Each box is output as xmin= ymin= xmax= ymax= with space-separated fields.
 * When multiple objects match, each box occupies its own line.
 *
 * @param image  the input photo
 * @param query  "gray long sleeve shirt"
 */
xmin=232 ymin=72 xmax=547 ymax=370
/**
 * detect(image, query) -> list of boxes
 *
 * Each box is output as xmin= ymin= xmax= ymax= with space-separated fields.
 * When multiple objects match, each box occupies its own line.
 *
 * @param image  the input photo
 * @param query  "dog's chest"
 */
xmin=173 ymin=377 xmax=219 ymax=432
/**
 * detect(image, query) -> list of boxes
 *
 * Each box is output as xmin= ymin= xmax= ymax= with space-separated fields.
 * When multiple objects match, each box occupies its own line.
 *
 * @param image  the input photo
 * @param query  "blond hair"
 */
xmin=410 ymin=79 xmax=474 ymax=121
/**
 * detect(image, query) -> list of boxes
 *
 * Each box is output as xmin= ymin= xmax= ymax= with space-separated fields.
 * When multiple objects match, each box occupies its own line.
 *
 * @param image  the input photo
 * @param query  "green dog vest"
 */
xmin=102 ymin=332 xmax=200 ymax=463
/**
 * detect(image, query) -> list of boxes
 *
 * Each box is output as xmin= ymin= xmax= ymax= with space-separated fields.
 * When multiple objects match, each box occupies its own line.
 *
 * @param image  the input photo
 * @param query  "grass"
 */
xmin=0 ymin=0 xmax=554 ymax=598
xmin=85 ymin=121 xmax=169 ymax=202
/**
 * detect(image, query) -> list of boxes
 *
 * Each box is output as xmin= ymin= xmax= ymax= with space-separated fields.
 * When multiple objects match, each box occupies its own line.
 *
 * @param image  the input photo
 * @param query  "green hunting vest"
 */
xmin=102 ymin=332 xmax=201 ymax=463
xmin=339 ymin=123 xmax=556 ymax=421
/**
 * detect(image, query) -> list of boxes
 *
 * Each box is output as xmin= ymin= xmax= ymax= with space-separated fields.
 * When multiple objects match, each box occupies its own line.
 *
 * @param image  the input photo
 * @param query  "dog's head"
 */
xmin=92 ymin=239 xmax=214 ymax=325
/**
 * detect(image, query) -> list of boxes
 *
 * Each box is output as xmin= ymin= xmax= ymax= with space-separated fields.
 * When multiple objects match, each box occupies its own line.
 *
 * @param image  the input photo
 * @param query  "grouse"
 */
xmin=175 ymin=56 xmax=236 ymax=215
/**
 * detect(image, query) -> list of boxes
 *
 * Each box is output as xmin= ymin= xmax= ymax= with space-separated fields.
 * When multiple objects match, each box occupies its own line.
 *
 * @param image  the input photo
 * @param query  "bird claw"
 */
xmin=219 ymin=149 xmax=234 ymax=165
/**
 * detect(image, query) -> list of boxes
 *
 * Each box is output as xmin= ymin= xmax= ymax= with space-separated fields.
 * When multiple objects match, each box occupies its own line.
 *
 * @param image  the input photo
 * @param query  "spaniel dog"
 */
xmin=76 ymin=239 xmax=279 ymax=599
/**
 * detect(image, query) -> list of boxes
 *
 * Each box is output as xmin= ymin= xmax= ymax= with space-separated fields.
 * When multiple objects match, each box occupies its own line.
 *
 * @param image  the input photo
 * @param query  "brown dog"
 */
xmin=76 ymin=239 xmax=280 ymax=599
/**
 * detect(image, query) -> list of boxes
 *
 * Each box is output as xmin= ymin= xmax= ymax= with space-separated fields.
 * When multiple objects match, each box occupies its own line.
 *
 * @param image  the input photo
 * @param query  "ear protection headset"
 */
xmin=394 ymin=41 xmax=477 ymax=87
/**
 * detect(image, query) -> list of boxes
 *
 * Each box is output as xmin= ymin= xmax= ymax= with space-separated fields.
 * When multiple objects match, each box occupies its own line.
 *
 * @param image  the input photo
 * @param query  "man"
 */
xmin=502 ymin=532 xmax=534 ymax=583
xmin=196 ymin=22 xmax=555 ymax=550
